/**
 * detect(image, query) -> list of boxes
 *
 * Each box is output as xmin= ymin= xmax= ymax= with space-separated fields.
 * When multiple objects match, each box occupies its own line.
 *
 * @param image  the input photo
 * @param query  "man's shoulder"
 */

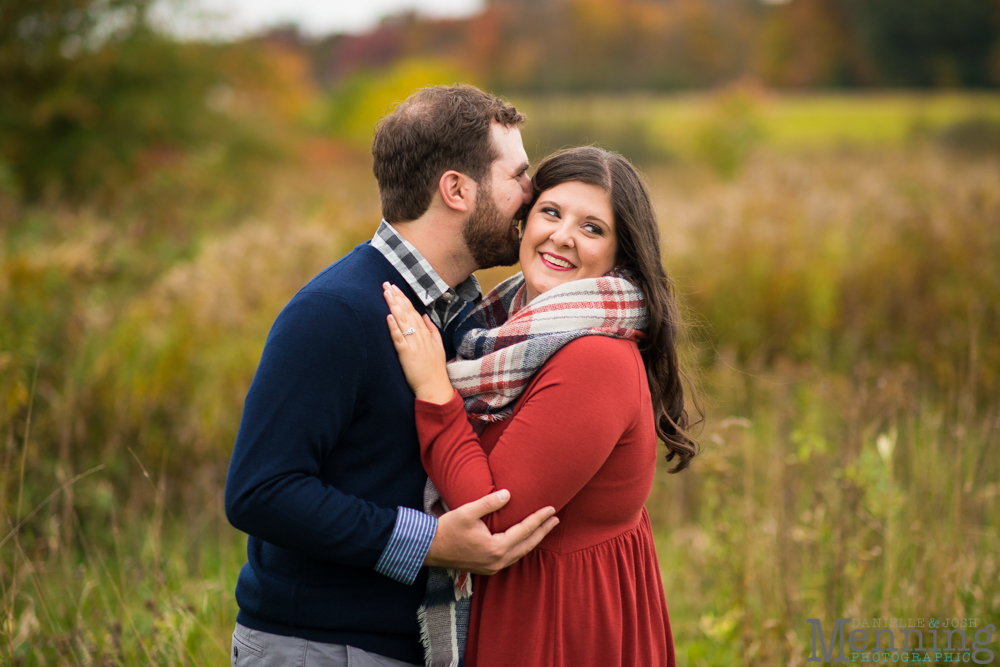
xmin=303 ymin=242 xmax=385 ymax=289
xmin=283 ymin=242 xmax=399 ymax=321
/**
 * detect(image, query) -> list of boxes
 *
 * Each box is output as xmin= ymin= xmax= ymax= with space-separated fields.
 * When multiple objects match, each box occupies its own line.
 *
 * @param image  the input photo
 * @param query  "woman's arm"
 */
xmin=382 ymin=281 xmax=642 ymax=533
xmin=414 ymin=335 xmax=643 ymax=533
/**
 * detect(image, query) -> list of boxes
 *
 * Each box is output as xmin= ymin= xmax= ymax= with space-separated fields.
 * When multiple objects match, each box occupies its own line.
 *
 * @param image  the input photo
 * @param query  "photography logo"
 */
xmin=807 ymin=617 xmax=996 ymax=664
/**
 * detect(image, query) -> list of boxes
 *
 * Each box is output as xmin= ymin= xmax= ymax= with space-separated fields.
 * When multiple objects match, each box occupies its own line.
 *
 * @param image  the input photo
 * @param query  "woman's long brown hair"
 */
xmin=529 ymin=146 xmax=701 ymax=472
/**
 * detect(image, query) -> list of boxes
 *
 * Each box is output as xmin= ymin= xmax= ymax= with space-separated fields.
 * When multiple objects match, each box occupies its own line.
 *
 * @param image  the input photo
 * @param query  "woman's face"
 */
xmin=519 ymin=180 xmax=618 ymax=303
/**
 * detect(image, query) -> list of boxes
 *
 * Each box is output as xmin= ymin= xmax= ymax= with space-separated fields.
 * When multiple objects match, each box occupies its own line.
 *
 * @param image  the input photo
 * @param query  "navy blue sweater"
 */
xmin=225 ymin=242 xmax=464 ymax=663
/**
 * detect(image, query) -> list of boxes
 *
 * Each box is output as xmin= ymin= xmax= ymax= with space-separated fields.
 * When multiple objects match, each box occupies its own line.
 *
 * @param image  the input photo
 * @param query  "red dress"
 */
xmin=414 ymin=336 xmax=677 ymax=667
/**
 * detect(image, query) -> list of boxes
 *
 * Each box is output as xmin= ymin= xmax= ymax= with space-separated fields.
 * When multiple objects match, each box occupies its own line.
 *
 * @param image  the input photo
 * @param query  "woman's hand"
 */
xmin=383 ymin=282 xmax=455 ymax=404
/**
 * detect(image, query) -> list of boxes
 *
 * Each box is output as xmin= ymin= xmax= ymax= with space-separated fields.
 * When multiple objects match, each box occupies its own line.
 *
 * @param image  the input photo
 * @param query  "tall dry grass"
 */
xmin=0 ymin=149 xmax=379 ymax=664
xmin=646 ymin=147 xmax=999 ymax=665
xmin=1 ymin=133 xmax=998 ymax=664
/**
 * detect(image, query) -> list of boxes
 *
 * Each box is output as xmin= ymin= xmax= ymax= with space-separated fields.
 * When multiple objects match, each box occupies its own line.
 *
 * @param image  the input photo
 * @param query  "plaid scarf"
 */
xmin=448 ymin=271 xmax=648 ymax=422
xmin=417 ymin=272 xmax=647 ymax=667
xmin=417 ymin=481 xmax=472 ymax=667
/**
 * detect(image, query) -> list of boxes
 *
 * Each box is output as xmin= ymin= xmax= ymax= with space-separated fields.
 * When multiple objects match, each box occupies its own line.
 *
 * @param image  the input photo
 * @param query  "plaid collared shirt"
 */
xmin=371 ymin=220 xmax=481 ymax=329
xmin=369 ymin=219 xmax=482 ymax=585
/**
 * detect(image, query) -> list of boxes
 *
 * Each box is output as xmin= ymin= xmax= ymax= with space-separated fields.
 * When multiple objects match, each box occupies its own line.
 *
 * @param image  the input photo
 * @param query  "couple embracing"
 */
xmin=224 ymin=84 xmax=698 ymax=667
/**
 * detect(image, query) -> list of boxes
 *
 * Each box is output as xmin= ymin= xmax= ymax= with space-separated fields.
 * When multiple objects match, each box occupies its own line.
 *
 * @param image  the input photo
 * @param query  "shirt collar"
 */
xmin=371 ymin=220 xmax=481 ymax=307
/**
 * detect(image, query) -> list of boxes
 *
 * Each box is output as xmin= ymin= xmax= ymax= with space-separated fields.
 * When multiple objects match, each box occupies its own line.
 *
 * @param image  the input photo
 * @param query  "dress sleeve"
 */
xmin=415 ymin=336 xmax=644 ymax=533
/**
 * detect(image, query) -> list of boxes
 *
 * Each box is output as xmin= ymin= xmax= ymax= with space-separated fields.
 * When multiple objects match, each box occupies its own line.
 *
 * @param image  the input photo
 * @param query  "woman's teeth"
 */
xmin=542 ymin=253 xmax=574 ymax=268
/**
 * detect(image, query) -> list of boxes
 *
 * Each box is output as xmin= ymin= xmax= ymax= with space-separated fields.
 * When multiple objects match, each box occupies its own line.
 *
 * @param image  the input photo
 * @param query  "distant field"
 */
xmin=512 ymin=91 xmax=1000 ymax=160
xmin=745 ymin=92 xmax=1000 ymax=148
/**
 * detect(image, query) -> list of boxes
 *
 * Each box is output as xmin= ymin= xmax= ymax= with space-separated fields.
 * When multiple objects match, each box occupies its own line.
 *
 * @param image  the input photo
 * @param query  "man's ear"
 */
xmin=438 ymin=170 xmax=475 ymax=213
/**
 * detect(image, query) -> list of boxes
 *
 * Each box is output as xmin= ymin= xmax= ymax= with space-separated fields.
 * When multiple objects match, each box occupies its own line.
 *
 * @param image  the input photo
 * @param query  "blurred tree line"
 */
xmin=0 ymin=0 xmax=315 ymax=205
xmin=0 ymin=0 xmax=215 ymax=203
xmin=304 ymin=0 xmax=1000 ymax=92
xmin=3 ymin=0 xmax=998 ymax=204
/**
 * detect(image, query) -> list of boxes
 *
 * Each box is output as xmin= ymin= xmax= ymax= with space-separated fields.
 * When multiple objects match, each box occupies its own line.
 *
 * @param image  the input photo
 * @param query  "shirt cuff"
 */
xmin=374 ymin=506 xmax=438 ymax=585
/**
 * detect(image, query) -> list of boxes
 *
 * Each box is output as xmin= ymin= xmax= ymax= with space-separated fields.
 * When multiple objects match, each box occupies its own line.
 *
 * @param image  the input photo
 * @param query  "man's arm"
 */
xmin=225 ymin=293 xmax=399 ymax=566
xmin=225 ymin=291 xmax=556 ymax=580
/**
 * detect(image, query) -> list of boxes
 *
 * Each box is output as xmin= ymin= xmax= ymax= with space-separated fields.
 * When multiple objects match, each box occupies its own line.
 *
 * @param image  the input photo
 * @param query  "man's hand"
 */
xmin=423 ymin=490 xmax=558 ymax=575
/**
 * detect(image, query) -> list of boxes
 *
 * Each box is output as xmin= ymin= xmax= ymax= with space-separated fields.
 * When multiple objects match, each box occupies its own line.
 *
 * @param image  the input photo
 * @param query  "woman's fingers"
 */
xmin=386 ymin=314 xmax=406 ymax=347
xmin=380 ymin=284 xmax=452 ymax=402
xmin=424 ymin=314 xmax=443 ymax=347
xmin=383 ymin=282 xmax=437 ymax=341
xmin=390 ymin=284 xmax=425 ymax=330
xmin=383 ymin=283 xmax=440 ymax=352
xmin=382 ymin=283 xmax=409 ymax=329
xmin=383 ymin=282 xmax=417 ymax=328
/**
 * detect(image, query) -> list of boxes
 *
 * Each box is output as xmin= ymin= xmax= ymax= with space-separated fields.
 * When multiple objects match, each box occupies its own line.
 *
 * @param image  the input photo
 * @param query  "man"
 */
xmin=225 ymin=84 xmax=557 ymax=666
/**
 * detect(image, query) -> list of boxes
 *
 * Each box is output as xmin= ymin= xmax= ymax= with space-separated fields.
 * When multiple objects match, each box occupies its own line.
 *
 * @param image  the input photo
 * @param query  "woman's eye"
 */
xmin=584 ymin=223 xmax=603 ymax=235
xmin=541 ymin=207 xmax=559 ymax=217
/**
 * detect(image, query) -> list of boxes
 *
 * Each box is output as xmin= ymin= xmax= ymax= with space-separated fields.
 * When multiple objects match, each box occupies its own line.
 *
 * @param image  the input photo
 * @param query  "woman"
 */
xmin=383 ymin=146 xmax=697 ymax=667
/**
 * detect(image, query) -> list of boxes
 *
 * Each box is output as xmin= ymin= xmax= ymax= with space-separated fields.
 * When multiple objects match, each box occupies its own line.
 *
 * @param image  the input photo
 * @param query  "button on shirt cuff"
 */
xmin=374 ymin=507 xmax=437 ymax=585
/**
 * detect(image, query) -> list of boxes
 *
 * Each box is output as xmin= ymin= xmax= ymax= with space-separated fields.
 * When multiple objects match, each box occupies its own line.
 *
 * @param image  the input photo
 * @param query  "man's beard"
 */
xmin=462 ymin=185 xmax=520 ymax=270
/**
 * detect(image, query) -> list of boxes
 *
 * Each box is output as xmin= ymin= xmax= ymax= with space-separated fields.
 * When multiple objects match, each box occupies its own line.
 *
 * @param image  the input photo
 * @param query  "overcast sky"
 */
xmin=161 ymin=0 xmax=486 ymax=38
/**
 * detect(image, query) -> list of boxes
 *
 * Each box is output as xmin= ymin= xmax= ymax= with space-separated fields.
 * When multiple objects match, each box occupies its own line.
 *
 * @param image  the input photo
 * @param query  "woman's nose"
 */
xmin=549 ymin=222 xmax=574 ymax=247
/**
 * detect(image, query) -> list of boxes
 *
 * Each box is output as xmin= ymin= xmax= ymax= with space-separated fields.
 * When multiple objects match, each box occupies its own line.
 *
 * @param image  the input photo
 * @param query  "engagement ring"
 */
xmin=402 ymin=327 xmax=416 ymax=336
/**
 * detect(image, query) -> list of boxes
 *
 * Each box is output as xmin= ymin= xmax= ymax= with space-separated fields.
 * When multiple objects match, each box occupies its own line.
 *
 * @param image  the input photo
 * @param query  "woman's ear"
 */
xmin=438 ymin=170 xmax=475 ymax=213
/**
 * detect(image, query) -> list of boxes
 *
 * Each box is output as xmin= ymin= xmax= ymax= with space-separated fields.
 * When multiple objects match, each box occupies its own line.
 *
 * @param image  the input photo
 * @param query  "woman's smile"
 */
xmin=540 ymin=252 xmax=576 ymax=269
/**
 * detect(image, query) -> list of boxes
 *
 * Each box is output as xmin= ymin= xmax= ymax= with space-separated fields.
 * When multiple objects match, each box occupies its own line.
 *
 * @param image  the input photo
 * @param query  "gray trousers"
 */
xmin=231 ymin=623 xmax=422 ymax=667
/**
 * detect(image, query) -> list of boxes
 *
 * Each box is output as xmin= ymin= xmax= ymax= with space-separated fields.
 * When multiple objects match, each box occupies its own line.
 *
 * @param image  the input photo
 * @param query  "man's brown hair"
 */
xmin=372 ymin=84 xmax=525 ymax=223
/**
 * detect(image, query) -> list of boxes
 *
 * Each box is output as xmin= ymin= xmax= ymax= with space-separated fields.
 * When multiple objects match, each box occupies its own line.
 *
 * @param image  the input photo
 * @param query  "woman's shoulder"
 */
xmin=545 ymin=335 xmax=645 ymax=382
xmin=521 ymin=336 xmax=648 ymax=423
xmin=556 ymin=333 xmax=641 ymax=357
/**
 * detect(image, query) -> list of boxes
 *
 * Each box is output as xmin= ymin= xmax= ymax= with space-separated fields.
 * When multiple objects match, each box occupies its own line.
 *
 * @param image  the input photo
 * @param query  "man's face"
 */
xmin=462 ymin=123 xmax=531 ymax=270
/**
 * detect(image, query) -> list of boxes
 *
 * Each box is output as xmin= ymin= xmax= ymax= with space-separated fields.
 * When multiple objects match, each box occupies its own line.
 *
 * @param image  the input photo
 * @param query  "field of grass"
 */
xmin=515 ymin=90 xmax=1000 ymax=160
xmin=2 ymin=93 xmax=999 ymax=665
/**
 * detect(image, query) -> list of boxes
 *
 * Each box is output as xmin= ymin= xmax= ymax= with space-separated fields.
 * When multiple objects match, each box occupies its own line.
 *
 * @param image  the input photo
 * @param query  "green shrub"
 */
xmin=325 ymin=58 xmax=477 ymax=148
xmin=694 ymin=83 xmax=766 ymax=177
